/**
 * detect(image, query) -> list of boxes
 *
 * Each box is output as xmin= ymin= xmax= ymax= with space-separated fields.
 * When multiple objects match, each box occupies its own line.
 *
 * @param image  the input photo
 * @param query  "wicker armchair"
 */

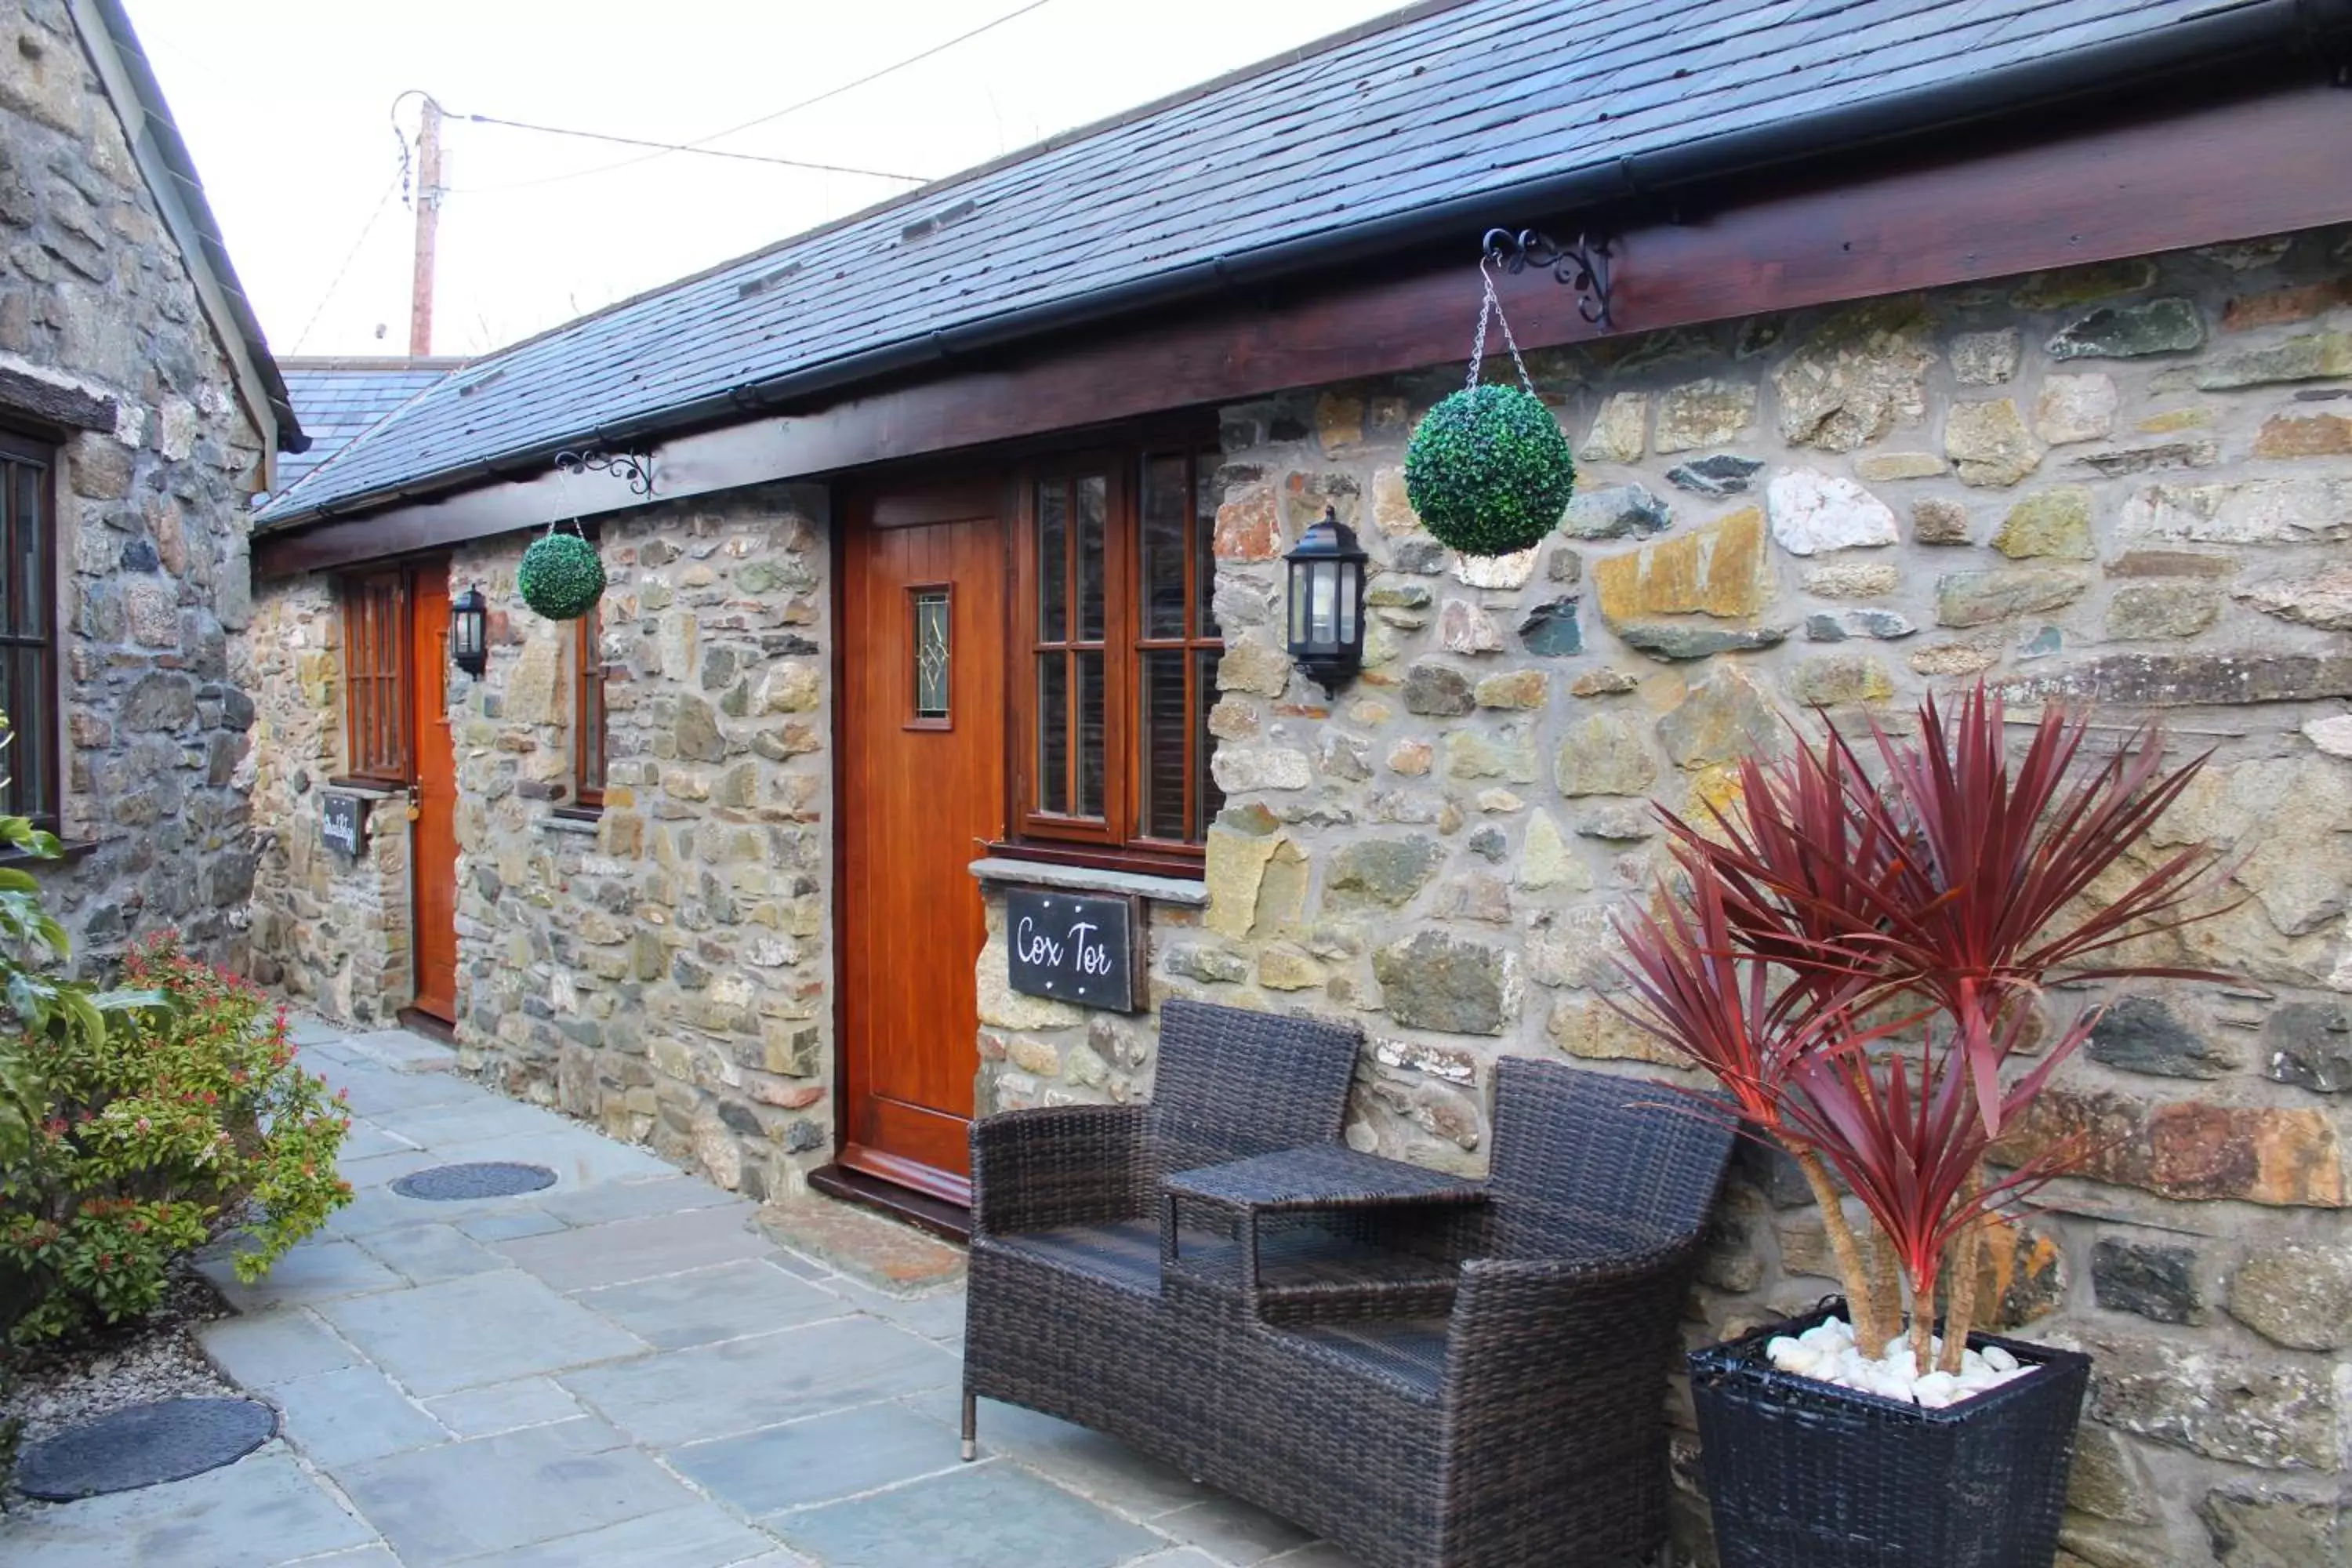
xmin=1194 ymin=1058 xmax=1734 ymax=1568
xmin=962 ymin=998 xmax=1363 ymax=1456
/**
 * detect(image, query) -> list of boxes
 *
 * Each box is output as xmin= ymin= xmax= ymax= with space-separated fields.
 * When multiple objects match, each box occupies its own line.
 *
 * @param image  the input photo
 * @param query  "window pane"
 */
xmin=0 ymin=462 xmax=20 ymax=637
xmin=1076 ymin=474 xmax=1106 ymax=641
xmin=1195 ymin=648 xmax=1225 ymax=840
xmin=1036 ymin=480 xmax=1067 ymax=641
xmin=1140 ymin=456 xmax=1188 ymax=638
xmin=913 ymin=590 xmax=950 ymax=718
xmin=10 ymin=646 xmax=48 ymax=823
xmin=1139 ymin=648 xmax=1188 ymax=841
xmin=1036 ymin=653 xmax=1068 ymax=815
xmin=1076 ymin=648 xmax=1105 ymax=818
xmin=1195 ymin=452 xmax=1220 ymax=637
xmin=16 ymin=463 xmax=42 ymax=637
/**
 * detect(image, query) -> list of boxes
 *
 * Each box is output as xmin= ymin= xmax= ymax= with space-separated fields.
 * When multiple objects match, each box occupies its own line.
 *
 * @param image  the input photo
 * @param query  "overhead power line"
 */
xmin=290 ymin=159 xmax=406 ymax=354
xmin=444 ymin=0 xmax=1057 ymax=194
xmin=455 ymin=113 xmax=930 ymax=183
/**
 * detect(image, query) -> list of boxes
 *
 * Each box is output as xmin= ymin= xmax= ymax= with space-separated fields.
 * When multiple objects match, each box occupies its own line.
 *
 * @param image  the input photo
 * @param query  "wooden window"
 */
xmin=1012 ymin=445 xmax=1223 ymax=862
xmin=0 ymin=431 xmax=58 ymax=831
xmin=340 ymin=568 xmax=411 ymax=783
xmin=573 ymin=605 xmax=606 ymax=811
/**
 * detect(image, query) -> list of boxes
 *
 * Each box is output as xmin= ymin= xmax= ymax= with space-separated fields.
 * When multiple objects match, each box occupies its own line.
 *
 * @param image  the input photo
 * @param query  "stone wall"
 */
xmin=446 ymin=487 xmax=834 ymax=1200
xmin=1 ymin=0 xmax=269 ymax=963
xmin=241 ymin=579 xmax=413 ymax=1023
xmin=1094 ymin=228 xmax=2350 ymax=1564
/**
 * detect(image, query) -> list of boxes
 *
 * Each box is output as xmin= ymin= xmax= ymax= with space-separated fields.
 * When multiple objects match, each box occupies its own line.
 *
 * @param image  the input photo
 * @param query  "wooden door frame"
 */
xmin=403 ymin=560 xmax=458 ymax=1029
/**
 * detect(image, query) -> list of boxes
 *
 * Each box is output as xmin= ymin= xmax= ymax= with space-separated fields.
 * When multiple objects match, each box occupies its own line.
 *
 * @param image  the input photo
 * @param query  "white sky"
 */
xmin=129 ymin=0 xmax=1403 ymax=360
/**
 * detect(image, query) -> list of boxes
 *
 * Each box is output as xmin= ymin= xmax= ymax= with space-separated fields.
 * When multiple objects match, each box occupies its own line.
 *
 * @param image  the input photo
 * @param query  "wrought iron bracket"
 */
xmin=554 ymin=448 xmax=656 ymax=497
xmin=1483 ymin=227 xmax=1617 ymax=332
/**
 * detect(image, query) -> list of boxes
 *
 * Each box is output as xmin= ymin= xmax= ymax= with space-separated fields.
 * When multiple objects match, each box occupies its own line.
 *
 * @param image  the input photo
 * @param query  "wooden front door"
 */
xmin=408 ymin=573 xmax=459 ymax=1023
xmin=839 ymin=479 xmax=1007 ymax=1203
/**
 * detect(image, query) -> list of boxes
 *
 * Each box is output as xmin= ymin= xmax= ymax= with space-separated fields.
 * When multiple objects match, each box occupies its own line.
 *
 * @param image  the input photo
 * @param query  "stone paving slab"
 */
xmin=494 ymin=1203 xmax=777 ymax=1291
xmin=535 ymin=1172 xmax=747 ymax=1227
xmin=458 ymin=1500 xmax=808 ymax=1568
xmin=337 ymin=1029 xmax=460 ymax=1074
xmin=197 ymin=1307 xmax=362 ymax=1388
xmin=668 ymin=1400 xmax=966 ymax=1517
xmin=332 ymin=1417 xmax=696 ymax=1566
xmin=0 ymin=1448 xmax=375 ymax=1566
xmin=560 ymin=1315 xmax=959 ymax=1448
xmin=198 ymin=1238 xmax=404 ymax=1312
xmin=2 ymin=1022 xmax=1367 ymax=1568
xmin=318 ymin=1268 xmax=647 ymax=1396
xmin=351 ymin=1221 xmax=506 ymax=1286
xmin=267 ymin=1365 xmax=449 ymax=1468
xmin=573 ymin=1258 xmax=846 ymax=1349
xmin=771 ymin=1461 xmax=1163 ymax=1568
xmin=419 ymin=1375 xmax=585 ymax=1439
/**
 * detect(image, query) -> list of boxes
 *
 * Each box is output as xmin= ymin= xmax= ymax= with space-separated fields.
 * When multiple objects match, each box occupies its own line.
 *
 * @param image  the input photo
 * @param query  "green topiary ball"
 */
xmin=517 ymin=532 xmax=607 ymax=621
xmin=1403 ymin=383 xmax=1578 ymax=557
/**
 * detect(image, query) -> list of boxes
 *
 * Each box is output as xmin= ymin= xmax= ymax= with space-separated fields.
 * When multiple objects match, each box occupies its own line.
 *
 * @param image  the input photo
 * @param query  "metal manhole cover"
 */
xmin=391 ymin=1161 xmax=557 ymax=1200
xmin=15 ymin=1396 xmax=278 ymax=1500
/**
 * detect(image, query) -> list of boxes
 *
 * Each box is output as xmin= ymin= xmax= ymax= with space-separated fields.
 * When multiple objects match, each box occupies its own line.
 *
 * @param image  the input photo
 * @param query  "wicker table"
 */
xmin=1161 ymin=1144 xmax=1487 ymax=1314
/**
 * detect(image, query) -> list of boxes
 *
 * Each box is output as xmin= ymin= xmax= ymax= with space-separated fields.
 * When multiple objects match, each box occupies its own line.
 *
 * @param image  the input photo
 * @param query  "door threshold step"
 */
xmin=767 ymin=1171 xmax=969 ymax=1293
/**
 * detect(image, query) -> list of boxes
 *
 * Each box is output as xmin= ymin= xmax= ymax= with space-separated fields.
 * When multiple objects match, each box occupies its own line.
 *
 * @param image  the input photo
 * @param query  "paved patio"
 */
xmin=0 ymin=1019 xmax=1359 ymax=1568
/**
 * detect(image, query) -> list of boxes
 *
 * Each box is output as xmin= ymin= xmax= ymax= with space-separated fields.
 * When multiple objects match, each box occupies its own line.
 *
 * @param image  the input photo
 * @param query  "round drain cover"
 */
xmin=391 ymin=1161 xmax=557 ymax=1200
xmin=15 ymin=1396 xmax=278 ymax=1500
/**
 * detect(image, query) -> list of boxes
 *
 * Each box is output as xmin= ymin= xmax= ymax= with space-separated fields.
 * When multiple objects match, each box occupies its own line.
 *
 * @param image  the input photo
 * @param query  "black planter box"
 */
xmin=1690 ymin=1302 xmax=2090 ymax=1568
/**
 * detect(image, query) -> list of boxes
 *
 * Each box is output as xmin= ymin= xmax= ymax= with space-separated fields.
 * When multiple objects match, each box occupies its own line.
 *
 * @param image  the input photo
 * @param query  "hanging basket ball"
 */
xmin=1403 ymin=383 xmax=1578 ymax=558
xmin=517 ymin=532 xmax=606 ymax=621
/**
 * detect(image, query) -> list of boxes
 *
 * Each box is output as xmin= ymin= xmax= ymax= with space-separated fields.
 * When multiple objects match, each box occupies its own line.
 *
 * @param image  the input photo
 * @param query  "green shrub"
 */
xmin=0 ymin=935 xmax=351 ymax=1342
xmin=1403 ymin=383 xmax=1578 ymax=557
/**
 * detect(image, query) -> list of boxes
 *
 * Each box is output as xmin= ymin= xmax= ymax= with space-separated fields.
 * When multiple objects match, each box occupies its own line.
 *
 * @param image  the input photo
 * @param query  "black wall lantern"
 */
xmin=1285 ymin=506 xmax=1368 ymax=691
xmin=449 ymin=584 xmax=488 ymax=677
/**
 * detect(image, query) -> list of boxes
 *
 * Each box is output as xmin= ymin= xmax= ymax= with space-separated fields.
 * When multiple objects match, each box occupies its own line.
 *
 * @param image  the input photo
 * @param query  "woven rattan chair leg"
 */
xmin=960 ymin=1389 xmax=978 ymax=1461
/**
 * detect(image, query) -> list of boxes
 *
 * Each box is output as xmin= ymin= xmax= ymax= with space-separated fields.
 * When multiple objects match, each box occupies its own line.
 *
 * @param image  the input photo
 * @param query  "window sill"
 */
xmin=968 ymin=855 xmax=1207 ymax=907
xmin=324 ymin=778 xmax=406 ymax=801
xmin=0 ymin=837 xmax=101 ymax=869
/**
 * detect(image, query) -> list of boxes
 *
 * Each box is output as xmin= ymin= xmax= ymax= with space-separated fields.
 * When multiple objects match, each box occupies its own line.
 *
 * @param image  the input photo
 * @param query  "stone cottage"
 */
xmin=0 ymin=0 xmax=303 ymax=960
xmin=240 ymin=2 xmax=2352 ymax=1559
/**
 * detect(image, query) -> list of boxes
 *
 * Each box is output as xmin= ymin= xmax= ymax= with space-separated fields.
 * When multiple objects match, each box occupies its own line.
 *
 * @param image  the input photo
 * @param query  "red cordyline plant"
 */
xmin=1617 ymin=683 xmax=2230 ymax=1375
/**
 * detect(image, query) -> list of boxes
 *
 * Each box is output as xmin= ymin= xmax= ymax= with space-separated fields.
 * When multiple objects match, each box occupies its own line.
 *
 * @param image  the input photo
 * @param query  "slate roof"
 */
xmin=255 ymin=0 xmax=2294 ymax=528
xmin=272 ymin=359 xmax=467 ymax=492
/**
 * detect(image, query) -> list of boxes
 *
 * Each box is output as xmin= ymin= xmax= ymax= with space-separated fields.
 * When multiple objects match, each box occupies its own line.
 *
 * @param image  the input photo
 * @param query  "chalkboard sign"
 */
xmin=1006 ymin=888 xmax=1142 ymax=1012
xmin=321 ymin=793 xmax=367 ymax=859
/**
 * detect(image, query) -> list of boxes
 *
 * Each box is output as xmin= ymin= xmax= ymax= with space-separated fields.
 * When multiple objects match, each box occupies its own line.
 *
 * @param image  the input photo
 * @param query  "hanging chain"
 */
xmin=1466 ymin=259 xmax=1538 ymax=398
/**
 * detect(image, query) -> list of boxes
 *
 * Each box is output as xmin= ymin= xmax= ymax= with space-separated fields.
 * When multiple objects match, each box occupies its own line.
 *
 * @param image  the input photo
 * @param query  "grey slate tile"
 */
xmin=0 ymin=1450 xmax=375 ymax=1567
xmin=354 ymin=1221 xmax=505 ymax=1286
xmin=494 ymin=1203 xmax=771 ymax=1292
xmin=769 ymin=1463 xmax=1159 ymax=1568
xmin=199 ymin=1239 xmax=403 ymax=1311
xmin=1150 ymin=1497 xmax=1318 ymax=1564
xmin=269 ymin=1365 xmax=450 ymax=1468
xmin=331 ymin=1417 xmax=694 ymax=1567
xmin=421 ymin=1376 xmax=584 ymax=1438
xmin=198 ymin=1308 xmax=361 ymax=1388
xmin=534 ymin=1174 xmax=746 ymax=1228
xmin=574 ymin=1258 xmax=844 ymax=1348
xmin=667 ymin=1401 xmax=964 ymax=1515
xmin=318 ymin=1269 xmax=645 ymax=1396
xmin=441 ymin=1504 xmax=788 ymax=1567
xmin=560 ymin=1316 xmax=957 ymax=1447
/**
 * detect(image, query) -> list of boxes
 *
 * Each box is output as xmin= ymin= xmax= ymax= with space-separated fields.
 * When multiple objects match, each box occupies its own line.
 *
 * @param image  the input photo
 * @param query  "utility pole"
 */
xmin=408 ymin=96 xmax=443 ymax=357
